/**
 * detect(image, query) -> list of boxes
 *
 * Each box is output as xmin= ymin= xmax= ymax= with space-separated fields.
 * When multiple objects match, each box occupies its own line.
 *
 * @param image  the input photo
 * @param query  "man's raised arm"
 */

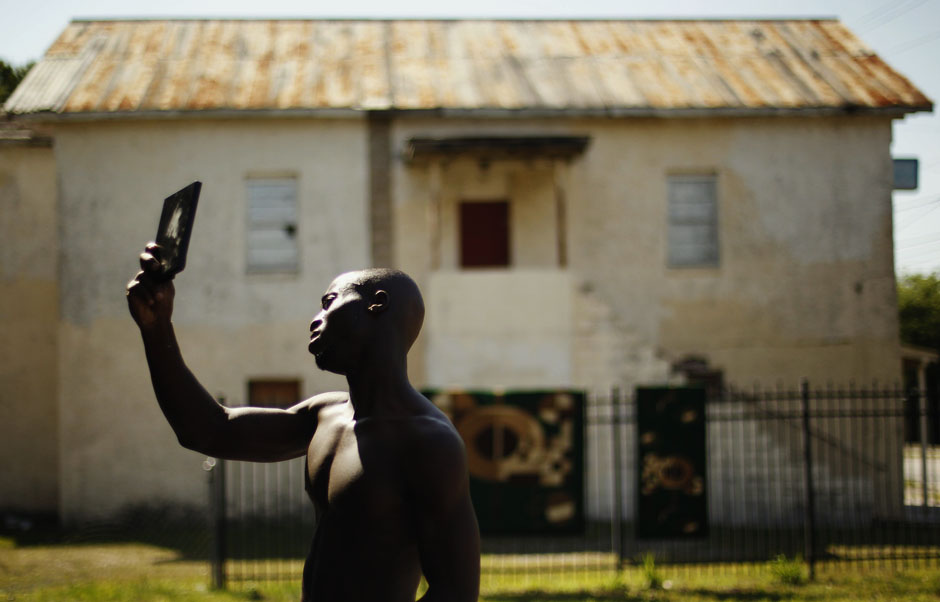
xmin=126 ymin=243 xmax=318 ymax=462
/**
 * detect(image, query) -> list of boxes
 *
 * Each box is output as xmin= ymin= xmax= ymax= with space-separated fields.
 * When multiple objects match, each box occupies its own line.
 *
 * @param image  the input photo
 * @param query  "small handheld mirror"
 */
xmin=155 ymin=181 xmax=201 ymax=279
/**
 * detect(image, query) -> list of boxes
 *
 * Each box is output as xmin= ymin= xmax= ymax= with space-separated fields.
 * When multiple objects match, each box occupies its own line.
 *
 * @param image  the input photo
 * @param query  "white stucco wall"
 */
xmin=392 ymin=115 xmax=901 ymax=390
xmin=52 ymin=118 xmax=370 ymax=522
xmin=37 ymin=111 xmax=904 ymax=523
xmin=0 ymin=143 xmax=59 ymax=515
xmin=425 ymin=270 xmax=573 ymax=389
xmin=391 ymin=115 xmax=904 ymax=519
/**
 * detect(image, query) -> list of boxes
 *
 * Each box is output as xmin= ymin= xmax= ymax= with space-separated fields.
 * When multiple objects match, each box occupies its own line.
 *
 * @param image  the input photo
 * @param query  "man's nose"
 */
xmin=310 ymin=316 xmax=323 ymax=332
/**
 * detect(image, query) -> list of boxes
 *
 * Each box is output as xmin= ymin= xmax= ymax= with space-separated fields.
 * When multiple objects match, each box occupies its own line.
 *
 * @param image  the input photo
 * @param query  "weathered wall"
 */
xmin=21 ymin=111 xmax=904 ymax=523
xmin=52 ymin=118 xmax=369 ymax=522
xmin=0 ymin=142 xmax=59 ymax=515
xmin=392 ymin=115 xmax=901 ymax=390
xmin=425 ymin=271 xmax=573 ymax=389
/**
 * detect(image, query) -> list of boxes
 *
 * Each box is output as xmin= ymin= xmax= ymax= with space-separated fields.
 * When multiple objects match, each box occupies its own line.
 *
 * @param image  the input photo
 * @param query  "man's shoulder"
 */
xmin=399 ymin=415 xmax=470 ymax=507
xmin=400 ymin=408 xmax=461 ymax=444
xmin=288 ymin=391 xmax=349 ymax=414
xmin=403 ymin=415 xmax=467 ymax=470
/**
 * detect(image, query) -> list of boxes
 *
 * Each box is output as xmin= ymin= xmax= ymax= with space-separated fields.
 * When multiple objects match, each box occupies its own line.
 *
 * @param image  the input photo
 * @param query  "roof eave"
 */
xmin=5 ymin=103 xmax=932 ymax=124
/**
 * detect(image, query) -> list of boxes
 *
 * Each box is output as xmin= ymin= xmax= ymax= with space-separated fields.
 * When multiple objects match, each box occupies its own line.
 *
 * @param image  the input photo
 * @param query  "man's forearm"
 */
xmin=140 ymin=321 xmax=228 ymax=453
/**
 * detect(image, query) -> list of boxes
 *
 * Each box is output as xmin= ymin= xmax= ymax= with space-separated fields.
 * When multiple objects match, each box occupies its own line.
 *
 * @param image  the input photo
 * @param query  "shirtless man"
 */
xmin=126 ymin=243 xmax=480 ymax=601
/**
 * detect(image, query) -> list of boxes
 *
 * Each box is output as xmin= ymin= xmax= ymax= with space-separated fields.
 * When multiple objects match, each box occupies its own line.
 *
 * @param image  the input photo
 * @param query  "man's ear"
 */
xmin=367 ymin=290 xmax=389 ymax=314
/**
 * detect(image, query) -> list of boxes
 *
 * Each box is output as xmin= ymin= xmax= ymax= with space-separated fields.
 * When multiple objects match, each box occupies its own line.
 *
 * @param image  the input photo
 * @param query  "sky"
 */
xmin=2 ymin=0 xmax=938 ymax=276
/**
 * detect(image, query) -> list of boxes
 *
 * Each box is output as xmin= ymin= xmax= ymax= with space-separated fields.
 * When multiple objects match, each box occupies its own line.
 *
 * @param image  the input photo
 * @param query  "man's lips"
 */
xmin=308 ymin=331 xmax=323 ymax=354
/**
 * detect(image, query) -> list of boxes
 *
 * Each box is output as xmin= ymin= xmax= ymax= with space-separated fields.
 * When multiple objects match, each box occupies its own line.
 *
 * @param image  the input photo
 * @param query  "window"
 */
xmin=248 ymin=379 xmax=301 ymax=409
xmin=667 ymin=175 xmax=719 ymax=267
xmin=459 ymin=201 xmax=510 ymax=268
xmin=247 ymin=177 xmax=299 ymax=273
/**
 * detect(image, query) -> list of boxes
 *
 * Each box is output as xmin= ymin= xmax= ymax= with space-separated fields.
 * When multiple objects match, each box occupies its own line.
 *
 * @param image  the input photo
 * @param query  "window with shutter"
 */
xmin=246 ymin=178 xmax=299 ymax=273
xmin=667 ymin=175 xmax=719 ymax=268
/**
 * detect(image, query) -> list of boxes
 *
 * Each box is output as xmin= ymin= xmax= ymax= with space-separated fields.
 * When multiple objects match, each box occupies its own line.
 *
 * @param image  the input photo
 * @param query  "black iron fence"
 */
xmin=205 ymin=383 xmax=940 ymax=588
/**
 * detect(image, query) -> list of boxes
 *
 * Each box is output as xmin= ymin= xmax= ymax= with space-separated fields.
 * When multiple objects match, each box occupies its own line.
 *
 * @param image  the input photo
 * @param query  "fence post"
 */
xmin=800 ymin=380 xmax=817 ymax=580
xmin=917 ymin=369 xmax=930 ymax=512
xmin=610 ymin=386 xmax=625 ymax=570
xmin=206 ymin=457 xmax=227 ymax=590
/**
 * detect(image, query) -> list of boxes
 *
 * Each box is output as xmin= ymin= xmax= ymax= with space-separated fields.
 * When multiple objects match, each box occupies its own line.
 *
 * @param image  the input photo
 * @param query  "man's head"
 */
xmin=308 ymin=269 xmax=425 ymax=375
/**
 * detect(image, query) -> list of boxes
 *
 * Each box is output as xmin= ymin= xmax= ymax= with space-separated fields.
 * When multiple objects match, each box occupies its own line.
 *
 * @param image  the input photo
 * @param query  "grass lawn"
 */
xmin=2 ymin=536 xmax=939 ymax=601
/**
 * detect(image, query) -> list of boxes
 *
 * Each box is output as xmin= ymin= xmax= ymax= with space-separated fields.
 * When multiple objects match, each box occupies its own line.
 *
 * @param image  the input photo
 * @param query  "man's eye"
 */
xmin=322 ymin=295 xmax=335 ymax=309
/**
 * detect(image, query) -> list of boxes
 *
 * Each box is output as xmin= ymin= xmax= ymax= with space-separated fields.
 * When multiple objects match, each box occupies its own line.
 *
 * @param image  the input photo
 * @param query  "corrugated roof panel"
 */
xmin=392 ymin=58 xmax=431 ymax=109
xmin=861 ymin=54 xmax=926 ymax=107
xmin=757 ymin=26 xmax=836 ymax=107
xmin=4 ymin=18 xmax=932 ymax=117
xmin=352 ymin=24 xmax=390 ymax=109
xmin=495 ymin=21 xmax=525 ymax=58
xmin=322 ymin=59 xmax=358 ymax=108
xmin=776 ymin=23 xmax=861 ymax=106
xmin=542 ymin=21 xmax=587 ymax=58
xmin=630 ymin=54 xmax=691 ymax=108
xmin=98 ymin=58 xmax=147 ymax=111
xmin=439 ymin=58 xmax=485 ymax=108
xmin=587 ymin=57 xmax=646 ymax=108
xmin=561 ymin=58 xmax=610 ymax=109
xmin=61 ymin=55 xmax=111 ymax=112
xmin=568 ymin=22 xmax=618 ymax=57
xmin=520 ymin=58 xmax=570 ymax=108
xmin=648 ymin=21 xmax=694 ymax=57
xmin=669 ymin=57 xmax=731 ymax=108
xmin=391 ymin=21 xmax=432 ymax=60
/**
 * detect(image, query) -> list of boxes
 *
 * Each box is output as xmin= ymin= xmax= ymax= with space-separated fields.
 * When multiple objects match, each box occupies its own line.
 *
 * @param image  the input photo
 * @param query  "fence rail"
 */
xmin=205 ymin=383 xmax=940 ymax=588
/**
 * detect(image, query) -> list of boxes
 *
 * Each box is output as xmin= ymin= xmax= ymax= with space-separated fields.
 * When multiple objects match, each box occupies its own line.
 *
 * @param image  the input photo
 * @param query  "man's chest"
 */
xmin=305 ymin=412 xmax=407 ymax=514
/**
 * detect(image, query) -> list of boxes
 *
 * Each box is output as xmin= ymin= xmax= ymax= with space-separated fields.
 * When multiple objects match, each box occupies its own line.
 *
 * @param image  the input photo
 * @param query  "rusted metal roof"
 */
xmin=4 ymin=19 xmax=933 ymax=117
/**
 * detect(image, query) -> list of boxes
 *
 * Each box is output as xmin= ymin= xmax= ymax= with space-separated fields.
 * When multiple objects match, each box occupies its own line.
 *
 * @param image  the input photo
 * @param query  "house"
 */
xmin=1 ymin=19 xmax=932 ymax=524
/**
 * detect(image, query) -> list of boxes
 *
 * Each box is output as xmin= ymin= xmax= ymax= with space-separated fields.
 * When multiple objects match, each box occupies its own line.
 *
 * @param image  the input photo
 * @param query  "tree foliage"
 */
xmin=0 ymin=59 xmax=34 ymax=104
xmin=898 ymin=272 xmax=940 ymax=351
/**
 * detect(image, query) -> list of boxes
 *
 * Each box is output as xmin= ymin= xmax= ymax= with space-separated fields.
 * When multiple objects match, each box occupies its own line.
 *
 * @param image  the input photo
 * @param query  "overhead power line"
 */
xmin=897 ymin=237 xmax=940 ymax=253
xmin=857 ymin=0 xmax=930 ymax=33
xmin=896 ymin=203 xmax=940 ymax=235
xmin=897 ymin=231 xmax=940 ymax=249
xmin=884 ymin=29 xmax=940 ymax=55
xmin=854 ymin=0 xmax=916 ymax=26
xmin=895 ymin=195 xmax=940 ymax=213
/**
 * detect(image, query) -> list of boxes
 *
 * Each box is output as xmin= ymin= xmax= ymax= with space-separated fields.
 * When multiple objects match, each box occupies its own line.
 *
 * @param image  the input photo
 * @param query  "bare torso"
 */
xmin=302 ymin=396 xmax=455 ymax=601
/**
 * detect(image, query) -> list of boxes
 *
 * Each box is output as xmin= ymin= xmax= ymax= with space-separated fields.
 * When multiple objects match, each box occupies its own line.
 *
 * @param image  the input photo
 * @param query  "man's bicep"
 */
xmin=207 ymin=395 xmax=331 ymax=462
xmin=415 ymin=433 xmax=481 ymax=601
xmin=417 ymin=491 xmax=480 ymax=602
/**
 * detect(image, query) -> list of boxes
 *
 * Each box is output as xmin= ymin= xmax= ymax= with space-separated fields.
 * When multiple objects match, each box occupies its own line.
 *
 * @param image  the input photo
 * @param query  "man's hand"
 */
xmin=126 ymin=242 xmax=175 ymax=331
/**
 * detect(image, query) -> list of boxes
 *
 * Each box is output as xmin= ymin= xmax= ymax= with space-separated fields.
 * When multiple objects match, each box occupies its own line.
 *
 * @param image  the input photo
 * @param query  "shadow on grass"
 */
xmin=2 ymin=506 xmax=211 ymax=561
xmin=483 ymin=590 xmax=634 ymax=601
xmin=2 ymin=505 xmax=319 ymax=563
xmin=485 ymin=587 xmax=816 ymax=601
xmin=679 ymin=589 xmax=806 ymax=601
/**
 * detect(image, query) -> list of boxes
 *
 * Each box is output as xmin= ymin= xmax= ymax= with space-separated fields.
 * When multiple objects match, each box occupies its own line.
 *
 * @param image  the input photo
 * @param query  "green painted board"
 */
xmin=636 ymin=387 xmax=708 ymax=539
xmin=425 ymin=390 xmax=585 ymax=535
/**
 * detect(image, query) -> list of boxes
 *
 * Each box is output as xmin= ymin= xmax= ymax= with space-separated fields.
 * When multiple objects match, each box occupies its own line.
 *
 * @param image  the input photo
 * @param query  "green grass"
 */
xmin=2 ymin=535 xmax=940 ymax=601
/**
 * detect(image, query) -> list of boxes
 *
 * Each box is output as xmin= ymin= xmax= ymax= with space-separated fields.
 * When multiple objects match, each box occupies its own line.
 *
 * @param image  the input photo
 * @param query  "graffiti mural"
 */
xmin=427 ymin=390 xmax=585 ymax=534
xmin=636 ymin=387 xmax=708 ymax=539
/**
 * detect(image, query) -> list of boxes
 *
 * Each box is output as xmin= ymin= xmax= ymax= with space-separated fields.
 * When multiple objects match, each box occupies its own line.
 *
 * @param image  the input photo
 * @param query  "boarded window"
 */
xmin=248 ymin=379 xmax=300 ymax=409
xmin=668 ymin=175 xmax=719 ymax=268
xmin=460 ymin=201 xmax=510 ymax=268
xmin=247 ymin=178 xmax=299 ymax=273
